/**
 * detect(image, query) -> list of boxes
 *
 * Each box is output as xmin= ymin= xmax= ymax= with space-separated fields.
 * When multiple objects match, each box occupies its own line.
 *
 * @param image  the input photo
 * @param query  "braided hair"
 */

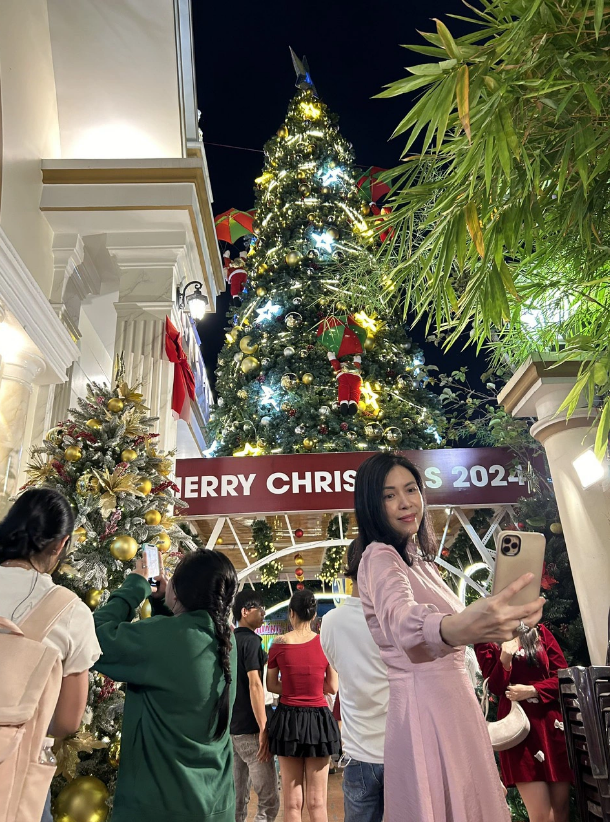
xmin=0 ymin=488 xmax=74 ymax=563
xmin=171 ymin=550 xmax=238 ymax=740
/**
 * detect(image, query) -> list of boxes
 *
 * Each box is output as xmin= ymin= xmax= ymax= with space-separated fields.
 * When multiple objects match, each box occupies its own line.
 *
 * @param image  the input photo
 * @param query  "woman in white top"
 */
xmin=0 ymin=488 xmax=101 ymax=820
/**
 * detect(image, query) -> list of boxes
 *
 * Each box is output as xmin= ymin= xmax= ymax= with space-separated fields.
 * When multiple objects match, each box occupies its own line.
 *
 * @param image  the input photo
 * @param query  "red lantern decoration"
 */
xmin=294 ymin=528 xmax=304 ymax=538
xmin=296 ymin=583 xmax=305 ymax=590
xmin=295 ymin=567 xmax=304 ymax=579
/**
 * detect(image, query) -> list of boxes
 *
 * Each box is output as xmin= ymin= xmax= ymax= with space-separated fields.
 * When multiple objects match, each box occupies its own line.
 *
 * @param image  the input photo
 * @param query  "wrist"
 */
xmin=440 ymin=614 xmax=462 ymax=647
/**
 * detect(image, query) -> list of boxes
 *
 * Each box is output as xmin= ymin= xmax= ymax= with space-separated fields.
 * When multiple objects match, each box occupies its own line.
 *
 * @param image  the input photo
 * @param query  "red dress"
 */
xmin=475 ymin=625 xmax=573 ymax=787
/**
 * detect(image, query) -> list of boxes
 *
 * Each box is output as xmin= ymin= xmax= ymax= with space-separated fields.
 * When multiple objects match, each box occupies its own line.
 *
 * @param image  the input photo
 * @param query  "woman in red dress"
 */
xmin=476 ymin=624 xmax=573 ymax=822
xmin=266 ymin=589 xmax=340 ymax=822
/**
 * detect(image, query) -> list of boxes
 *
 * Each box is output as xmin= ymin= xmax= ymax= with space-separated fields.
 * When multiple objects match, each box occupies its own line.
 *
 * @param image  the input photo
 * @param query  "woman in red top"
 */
xmin=266 ymin=589 xmax=340 ymax=822
xmin=476 ymin=624 xmax=573 ymax=822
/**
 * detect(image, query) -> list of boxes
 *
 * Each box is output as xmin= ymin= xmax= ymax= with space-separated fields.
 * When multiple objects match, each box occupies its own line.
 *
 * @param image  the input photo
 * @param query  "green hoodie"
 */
xmin=93 ymin=574 xmax=236 ymax=822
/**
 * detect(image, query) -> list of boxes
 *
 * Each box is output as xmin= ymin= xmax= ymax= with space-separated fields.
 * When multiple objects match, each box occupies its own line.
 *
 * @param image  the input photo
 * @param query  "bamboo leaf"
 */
xmin=558 ymin=371 xmax=590 ymax=416
xmin=594 ymin=400 xmax=610 ymax=461
xmin=456 ymin=65 xmax=471 ymax=142
xmin=499 ymin=260 xmax=520 ymax=299
xmin=584 ymin=83 xmax=601 ymax=114
xmin=407 ymin=60 xmax=457 ymax=76
xmin=375 ymin=75 xmax=441 ymax=98
xmin=595 ymin=0 xmax=604 ymax=38
xmin=433 ymin=19 xmax=462 ymax=59
xmin=465 ymin=201 xmax=485 ymax=256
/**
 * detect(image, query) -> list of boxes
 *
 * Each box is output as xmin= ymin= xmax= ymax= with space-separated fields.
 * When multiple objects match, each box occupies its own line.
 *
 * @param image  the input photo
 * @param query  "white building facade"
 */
xmin=0 ymin=0 xmax=222 ymax=512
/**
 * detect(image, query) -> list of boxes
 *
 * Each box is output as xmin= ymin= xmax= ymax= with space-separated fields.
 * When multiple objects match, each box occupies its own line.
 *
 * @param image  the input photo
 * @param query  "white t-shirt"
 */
xmin=0 ymin=567 xmax=101 ymax=676
xmin=320 ymin=596 xmax=388 ymax=764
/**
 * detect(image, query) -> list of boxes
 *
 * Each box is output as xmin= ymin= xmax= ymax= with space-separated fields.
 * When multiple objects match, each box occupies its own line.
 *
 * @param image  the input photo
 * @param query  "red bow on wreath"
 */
xmin=165 ymin=317 xmax=196 ymax=422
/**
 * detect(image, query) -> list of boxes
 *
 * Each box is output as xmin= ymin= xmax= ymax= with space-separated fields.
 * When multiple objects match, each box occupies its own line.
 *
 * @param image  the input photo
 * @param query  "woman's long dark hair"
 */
xmin=172 ymin=550 xmax=238 ymax=740
xmin=352 ymin=452 xmax=436 ymax=570
xmin=0 ymin=488 xmax=74 ymax=563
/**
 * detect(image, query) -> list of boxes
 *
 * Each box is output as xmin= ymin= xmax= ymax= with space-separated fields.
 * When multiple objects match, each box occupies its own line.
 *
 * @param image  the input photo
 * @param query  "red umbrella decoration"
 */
xmin=356 ymin=166 xmax=391 ymax=204
xmin=214 ymin=208 xmax=255 ymax=243
xmin=316 ymin=315 xmax=367 ymax=357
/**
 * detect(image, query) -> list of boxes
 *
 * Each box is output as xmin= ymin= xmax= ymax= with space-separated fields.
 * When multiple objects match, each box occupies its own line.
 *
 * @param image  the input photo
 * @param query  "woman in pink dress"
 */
xmin=476 ymin=626 xmax=573 ymax=822
xmin=353 ymin=453 xmax=545 ymax=822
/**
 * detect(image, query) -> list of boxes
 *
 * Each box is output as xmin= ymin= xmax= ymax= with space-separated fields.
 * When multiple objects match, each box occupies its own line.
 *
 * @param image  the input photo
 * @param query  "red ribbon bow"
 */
xmin=165 ymin=317 xmax=196 ymax=422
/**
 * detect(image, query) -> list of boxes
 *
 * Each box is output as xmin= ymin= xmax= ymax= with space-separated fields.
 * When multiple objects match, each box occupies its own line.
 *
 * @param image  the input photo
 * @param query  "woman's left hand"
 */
xmin=506 ymin=684 xmax=537 ymax=701
xmin=133 ymin=556 xmax=149 ymax=579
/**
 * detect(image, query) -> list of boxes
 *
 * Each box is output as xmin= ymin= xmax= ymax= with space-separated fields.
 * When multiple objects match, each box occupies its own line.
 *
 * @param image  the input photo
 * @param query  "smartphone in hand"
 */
xmin=142 ymin=544 xmax=160 ymax=586
xmin=491 ymin=530 xmax=545 ymax=607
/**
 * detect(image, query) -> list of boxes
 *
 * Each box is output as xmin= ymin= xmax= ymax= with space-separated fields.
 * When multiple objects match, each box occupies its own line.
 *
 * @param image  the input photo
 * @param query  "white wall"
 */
xmin=0 ymin=0 xmax=61 ymax=297
xmin=70 ymin=296 xmax=117 ymax=408
xmin=47 ymin=0 xmax=184 ymax=159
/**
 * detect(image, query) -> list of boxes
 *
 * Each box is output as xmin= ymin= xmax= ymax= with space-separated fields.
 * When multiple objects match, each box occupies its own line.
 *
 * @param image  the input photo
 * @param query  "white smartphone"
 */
xmin=142 ymin=543 xmax=160 ymax=585
xmin=491 ymin=530 xmax=546 ymax=607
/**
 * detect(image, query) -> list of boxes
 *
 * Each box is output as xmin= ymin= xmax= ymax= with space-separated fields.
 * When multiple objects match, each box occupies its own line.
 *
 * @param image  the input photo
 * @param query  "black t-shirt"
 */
xmin=230 ymin=627 xmax=268 ymax=735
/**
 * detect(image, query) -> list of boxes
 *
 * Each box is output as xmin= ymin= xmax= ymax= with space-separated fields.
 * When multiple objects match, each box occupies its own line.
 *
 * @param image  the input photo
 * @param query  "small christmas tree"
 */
xmin=24 ymin=360 xmax=196 ymax=797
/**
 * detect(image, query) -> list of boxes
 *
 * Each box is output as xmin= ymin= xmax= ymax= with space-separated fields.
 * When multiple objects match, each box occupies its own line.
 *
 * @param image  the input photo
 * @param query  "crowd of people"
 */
xmin=0 ymin=453 xmax=574 ymax=822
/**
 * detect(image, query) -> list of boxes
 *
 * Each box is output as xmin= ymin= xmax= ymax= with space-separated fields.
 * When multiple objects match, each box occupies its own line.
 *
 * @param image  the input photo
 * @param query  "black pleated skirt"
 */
xmin=268 ymin=703 xmax=342 ymax=758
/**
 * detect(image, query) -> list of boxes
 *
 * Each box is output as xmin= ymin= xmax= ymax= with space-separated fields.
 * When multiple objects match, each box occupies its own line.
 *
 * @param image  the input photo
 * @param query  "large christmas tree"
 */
xmin=24 ymin=363 xmax=196 ymax=808
xmin=210 ymin=71 xmax=442 ymax=460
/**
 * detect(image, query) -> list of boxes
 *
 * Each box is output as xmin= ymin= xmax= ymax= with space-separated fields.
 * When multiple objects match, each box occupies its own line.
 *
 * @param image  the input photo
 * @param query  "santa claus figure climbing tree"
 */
xmin=210 ymin=60 xmax=442 ymax=460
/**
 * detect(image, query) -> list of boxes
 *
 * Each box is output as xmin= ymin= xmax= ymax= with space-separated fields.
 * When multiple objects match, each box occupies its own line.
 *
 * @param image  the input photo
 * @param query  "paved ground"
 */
xmin=246 ymin=770 xmax=344 ymax=821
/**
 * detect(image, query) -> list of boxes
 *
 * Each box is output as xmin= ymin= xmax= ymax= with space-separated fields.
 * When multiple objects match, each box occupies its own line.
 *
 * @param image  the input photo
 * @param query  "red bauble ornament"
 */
xmin=257 ymin=374 xmax=266 ymax=383
xmin=289 ymin=409 xmax=297 ymax=417
xmin=340 ymin=422 xmax=349 ymax=432
xmin=295 ymin=528 xmax=304 ymax=538
xmin=517 ymin=522 xmax=525 ymax=530
xmin=296 ymin=583 xmax=305 ymax=590
xmin=318 ymin=424 xmax=328 ymax=434
xmin=295 ymin=567 xmax=304 ymax=578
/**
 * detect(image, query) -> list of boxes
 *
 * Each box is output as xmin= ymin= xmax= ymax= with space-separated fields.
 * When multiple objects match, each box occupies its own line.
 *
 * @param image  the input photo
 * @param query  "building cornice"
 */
xmin=0 ymin=228 xmax=78 ymax=384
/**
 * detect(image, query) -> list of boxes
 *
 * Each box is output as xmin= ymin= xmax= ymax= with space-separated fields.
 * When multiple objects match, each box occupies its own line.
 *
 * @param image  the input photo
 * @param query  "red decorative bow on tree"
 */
xmin=165 ymin=317 xmax=196 ymax=422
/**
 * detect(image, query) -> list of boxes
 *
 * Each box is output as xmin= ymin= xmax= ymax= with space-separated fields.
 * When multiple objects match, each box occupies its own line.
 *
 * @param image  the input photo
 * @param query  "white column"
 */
xmin=499 ymin=357 xmax=610 ymax=664
xmin=114 ymin=300 xmax=177 ymax=453
xmin=0 ymin=352 xmax=45 ymax=514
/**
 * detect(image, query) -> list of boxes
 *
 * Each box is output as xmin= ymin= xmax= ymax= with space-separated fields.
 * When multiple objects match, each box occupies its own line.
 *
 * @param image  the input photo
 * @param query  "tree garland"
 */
xmin=319 ymin=514 xmax=349 ymax=583
xmin=250 ymin=519 xmax=282 ymax=585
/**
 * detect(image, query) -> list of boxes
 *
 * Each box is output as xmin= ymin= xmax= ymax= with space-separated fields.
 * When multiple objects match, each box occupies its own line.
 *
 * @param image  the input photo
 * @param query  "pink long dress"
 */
xmin=358 ymin=542 xmax=510 ymax=822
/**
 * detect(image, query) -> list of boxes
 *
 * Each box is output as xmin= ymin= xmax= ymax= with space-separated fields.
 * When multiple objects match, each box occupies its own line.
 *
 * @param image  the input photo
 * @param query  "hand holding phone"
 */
xmin=491 ymin=531 xmax=546 ymax=607
xmin=143 ymin=544 xmax=160 ymax=585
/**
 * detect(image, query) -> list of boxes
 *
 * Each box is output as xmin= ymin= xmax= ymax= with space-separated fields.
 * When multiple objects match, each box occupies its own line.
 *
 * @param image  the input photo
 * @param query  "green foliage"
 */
xmin=343 ymin=0 xmax=610 ymax=458
xmin=209 ymin=89 xmax=444 ymax=459
xmin=319 ymin=515 xmax=349 ymax=583
xmin=250 ymin=519 xmax=282 ymax=585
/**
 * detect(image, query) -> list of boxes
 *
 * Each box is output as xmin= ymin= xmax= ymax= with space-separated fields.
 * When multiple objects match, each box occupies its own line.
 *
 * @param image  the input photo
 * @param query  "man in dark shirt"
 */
xmin=231 ymin=590 xmax=279 ymax=822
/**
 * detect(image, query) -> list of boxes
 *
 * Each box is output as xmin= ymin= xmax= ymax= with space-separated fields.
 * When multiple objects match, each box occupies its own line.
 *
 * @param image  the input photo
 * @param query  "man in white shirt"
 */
xmin=320 ymin=540 xmax=389 ymax=822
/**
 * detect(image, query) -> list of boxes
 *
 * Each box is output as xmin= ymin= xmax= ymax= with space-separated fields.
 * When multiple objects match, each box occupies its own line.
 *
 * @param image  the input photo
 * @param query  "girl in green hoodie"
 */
xmin=93 ymin=549 xmax=238 ymax=822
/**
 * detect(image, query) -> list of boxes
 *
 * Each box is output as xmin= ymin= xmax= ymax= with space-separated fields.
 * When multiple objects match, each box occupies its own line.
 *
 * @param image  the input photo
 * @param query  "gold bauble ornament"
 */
xmin=121 ymin=448 xmax=138 ymax=463
xmin=301 ymin=373 xmax=314 ymax=385
xmin=361 ymin=202 xmax=372 ymax=216
xmin=140 ymin=600 xmax=152 ymax=620
xmin=45 ymin=426 xmax=64 ymax=446
xmin=216 ymin=536 xmax=224 ymax=544
xmin=258 ymin=262 xmax=269 ymax=273
xmin=137 ymin=478 xmax=152 ymax=495
xmin=285 ymin=250 xmax=300 ymax=266
xmin=108 ymin=732 xmax=121 ymax=768
xmin=298 ymin=184 xmax=311 ymax=197
xmin=384 ymin=426 xmax=403 ymax=445
xmin=53 ymin=775 xmax=110 ymax=822
xmin=86 ymin=419 xmax=103 ymax=431
xmin=281 ymin=373 xmax=298 ymax=390
xmin=280 ymin=401 xmax=291 ymax=412
xmin=336 ymin=301 xmax=347 ymax=311
xmin=550 ymin=522 xmax=563 ymax=535
xmin=144 ymin=510 xmax=162 ymax=526
xmin=109 ymin=535 xmax=138 ymax=562
xmin=155 ymin=531 xmax=171 ymax=553
xmin=304 ymin=143 xmax=316 ymax=155
xmin=294 ymin=553 xmax=304 ymax=566
xmin=256 ymin=286 xmax=267 ymax=297
xmin=326 ymin=226 xmax=340 ymax=240
xmin=74 ymin=526 xmax=87 ymax=543
xmin=320 ymin=186 xmax=331 ymax=195
xmin=237 ymin=389 xmax=248 ymax=400
xmin=84 ymin=588 xmax=103 ymax=610
xmin=64 ymin=445 xmax=83 ymax=462
xmin=241 ymin=356 xmax=260 ymax=375
xmin=107 ymin=398 xmax=124 ymax=413
xmin=277 ymin=124 xmax=289 ymax=138
xmin=364 ymin=423 xmax=384 ymax=441
xmin=363 ymin=336 xmax=376 ymax=352
xmin=239 ymin=335 xmax=259 ymax=355
xmin=297 ymin=169 xmax=307 ymax=180
xmin=303 ymin=438 xmax=314 ymax=451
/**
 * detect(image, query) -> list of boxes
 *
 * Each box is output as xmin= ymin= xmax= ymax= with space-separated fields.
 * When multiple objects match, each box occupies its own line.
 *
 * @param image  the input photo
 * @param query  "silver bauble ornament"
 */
xmin=284 ymin=347 xmax=295 ymax=357
xmin=285 ymin=312 xmax=303 ymax=329
xmin=319 ymin=406 xmax=330 ymax=417
xmin=234 ymin=352 xmax=244 ymax=363
xmin=261 ymin=416 xmax=271 ymax=426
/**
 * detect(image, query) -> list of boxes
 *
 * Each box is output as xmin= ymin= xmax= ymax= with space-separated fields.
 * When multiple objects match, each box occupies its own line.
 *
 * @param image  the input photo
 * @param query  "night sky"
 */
xmin=192 ymin=0 xmax=480 ymax=389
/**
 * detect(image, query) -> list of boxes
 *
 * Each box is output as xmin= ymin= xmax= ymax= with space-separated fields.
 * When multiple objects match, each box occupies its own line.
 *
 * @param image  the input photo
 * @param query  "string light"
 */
xmin=260 ymin=386 xmax=279 ymax=410
xmin=354 ymin=311 xmax=378 ymax=334
xmin=300 ymin=102 xmax=321 ymax=118
xmin=312 ymin=232 xmax=334 ymax=253
xmin=233 ymin=442 xmax=264 ymax=457
xmin=361 ymin=381 xmax=380 ymax=413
